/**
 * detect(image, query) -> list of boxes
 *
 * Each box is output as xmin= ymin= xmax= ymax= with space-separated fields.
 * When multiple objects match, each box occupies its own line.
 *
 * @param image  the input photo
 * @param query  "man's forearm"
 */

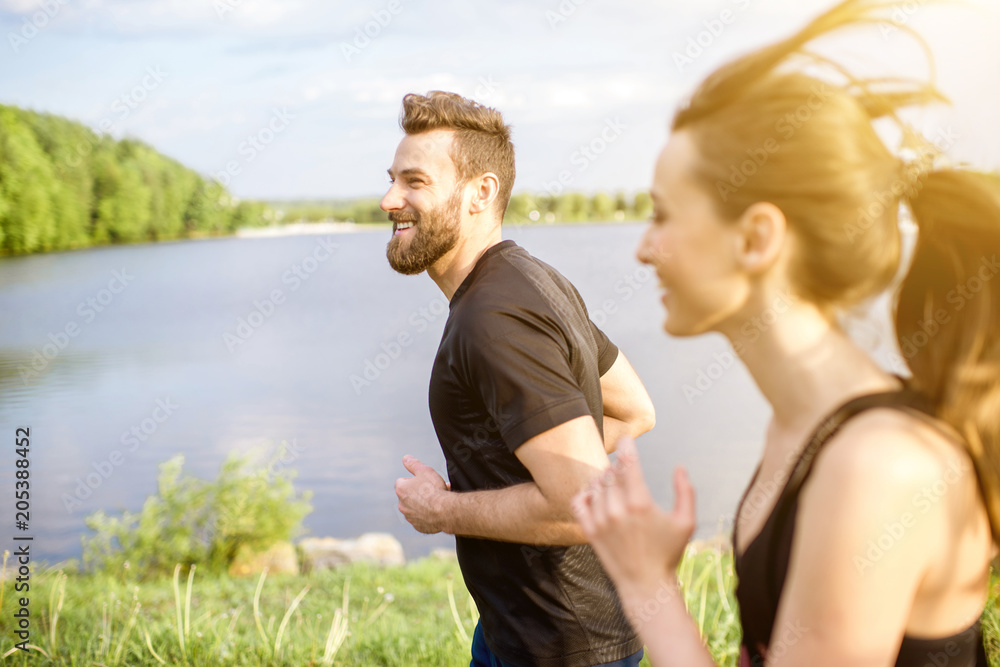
xmin=603 ymin=416 xmax=634 ymax=453
xmin=439 ymin=482 xmax=586 ymax=546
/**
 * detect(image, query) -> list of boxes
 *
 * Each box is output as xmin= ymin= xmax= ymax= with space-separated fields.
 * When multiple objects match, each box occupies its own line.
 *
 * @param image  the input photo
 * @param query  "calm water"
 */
xmin=0 ymin=223 xmax=899 ymax=565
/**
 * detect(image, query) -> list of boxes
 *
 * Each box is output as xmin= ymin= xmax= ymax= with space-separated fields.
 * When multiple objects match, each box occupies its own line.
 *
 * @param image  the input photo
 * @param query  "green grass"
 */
xmin=0 ymin=546 xmax=997 ymax=666
xmin=0 ymin=556 xmax=478 ymax=666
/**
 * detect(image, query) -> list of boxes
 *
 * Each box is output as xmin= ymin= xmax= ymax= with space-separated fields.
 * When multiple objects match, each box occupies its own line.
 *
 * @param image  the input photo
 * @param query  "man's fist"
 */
xmin=395 ymin=455 xmax=450 ymax=534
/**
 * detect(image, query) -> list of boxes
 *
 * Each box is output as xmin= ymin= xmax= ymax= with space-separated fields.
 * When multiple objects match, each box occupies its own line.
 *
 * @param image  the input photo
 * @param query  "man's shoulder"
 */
xmin=484 ymin=242 xmax=567 ymax=284
xmin=467 ymin=244 xmax=581 ymax=312
xmin=445 ymin=242 xmax=592 ymax=348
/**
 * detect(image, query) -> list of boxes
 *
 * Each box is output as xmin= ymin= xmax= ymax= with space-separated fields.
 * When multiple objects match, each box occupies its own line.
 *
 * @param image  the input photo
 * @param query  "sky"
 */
xmin=1 ymin=0 xmax=999 ymax=201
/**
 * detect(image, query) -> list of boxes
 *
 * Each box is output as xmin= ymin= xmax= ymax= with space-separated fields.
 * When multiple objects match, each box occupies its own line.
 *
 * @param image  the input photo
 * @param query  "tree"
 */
xmin=0 ymin=107 xmax=58 ymax=253
xmin=633 ymin=191 xmax=654 ymax=220
xmin=590 ymin=192 xmax=614 ymax=221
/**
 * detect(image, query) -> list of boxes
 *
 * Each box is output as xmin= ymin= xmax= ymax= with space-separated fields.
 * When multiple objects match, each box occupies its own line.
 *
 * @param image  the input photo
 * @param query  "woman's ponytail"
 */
xmin=898 ymin=169 xmax=1000 ymax=540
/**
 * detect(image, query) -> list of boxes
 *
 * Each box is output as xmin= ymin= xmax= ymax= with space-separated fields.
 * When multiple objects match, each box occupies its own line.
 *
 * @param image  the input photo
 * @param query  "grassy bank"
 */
xmin=1 ymin=546 xmax=997 ymax=666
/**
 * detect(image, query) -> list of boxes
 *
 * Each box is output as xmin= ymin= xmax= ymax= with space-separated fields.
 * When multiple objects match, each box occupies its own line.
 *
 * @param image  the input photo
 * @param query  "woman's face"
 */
xmin=636 ymin=130 xmax=752 ymax=337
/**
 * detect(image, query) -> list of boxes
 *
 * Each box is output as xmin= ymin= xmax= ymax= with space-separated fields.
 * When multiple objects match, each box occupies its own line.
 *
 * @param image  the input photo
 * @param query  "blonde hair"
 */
xmin=400 ymin=91 xmax=516 ymax=216
xmin=675 ymin=0 xmax=1000 ymax=539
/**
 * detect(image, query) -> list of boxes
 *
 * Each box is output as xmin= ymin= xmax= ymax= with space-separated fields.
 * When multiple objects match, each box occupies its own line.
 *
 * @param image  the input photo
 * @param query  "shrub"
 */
xmin=82 ymin=443 xmax=313 ymax=578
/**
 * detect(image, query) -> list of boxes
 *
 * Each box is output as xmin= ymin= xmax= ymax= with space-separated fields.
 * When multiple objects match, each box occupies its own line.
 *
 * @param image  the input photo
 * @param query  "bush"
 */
xmin=82 ymin=443 xmax=313 ymax=578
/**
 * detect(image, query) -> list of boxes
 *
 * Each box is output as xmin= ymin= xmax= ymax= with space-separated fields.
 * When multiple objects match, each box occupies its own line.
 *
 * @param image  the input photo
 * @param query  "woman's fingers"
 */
xmin=572 ymin=488 xmax=596 ymax=536
xmin=614 ymin=436 xmax=655 ymax=508
xmin=671 ymin=466 xmax=697 ymax=537
xmin=588 ymin=473 xmax=609 ymax=528
xmin=614 ymin=435 xmax=639 ymax=468
xmin=602 ymin=466 xmax=626 ymax=521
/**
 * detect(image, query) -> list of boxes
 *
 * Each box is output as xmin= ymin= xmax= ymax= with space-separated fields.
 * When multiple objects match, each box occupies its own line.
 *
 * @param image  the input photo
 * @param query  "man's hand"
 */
xmin=395 ymin=455 xmax=450 ymax=534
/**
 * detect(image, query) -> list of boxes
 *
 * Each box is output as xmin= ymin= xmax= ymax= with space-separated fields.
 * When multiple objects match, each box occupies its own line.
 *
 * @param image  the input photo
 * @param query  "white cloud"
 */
xmin=1 ymin=0 xmax=997 ymax=199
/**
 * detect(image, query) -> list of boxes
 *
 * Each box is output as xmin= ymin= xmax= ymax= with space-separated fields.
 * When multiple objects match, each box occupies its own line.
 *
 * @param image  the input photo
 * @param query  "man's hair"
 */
xmin=400 ymin=91 xmax=516 ymax=218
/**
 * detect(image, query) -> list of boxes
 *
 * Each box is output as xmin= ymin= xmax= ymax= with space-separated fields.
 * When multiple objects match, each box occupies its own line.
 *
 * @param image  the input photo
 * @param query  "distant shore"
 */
xmin=235 ymin=221 xmax=388 ymax=238
xmin=234 ymin=218 xmax=642 ymax=240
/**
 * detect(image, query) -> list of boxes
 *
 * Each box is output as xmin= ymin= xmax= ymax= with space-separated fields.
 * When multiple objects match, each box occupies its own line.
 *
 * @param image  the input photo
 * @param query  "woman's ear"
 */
xmin=734 ymin=202 xmax=787 ymax=275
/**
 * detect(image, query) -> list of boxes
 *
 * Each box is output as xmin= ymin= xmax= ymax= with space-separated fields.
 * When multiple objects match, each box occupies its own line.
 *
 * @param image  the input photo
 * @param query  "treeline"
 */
xmin=0 ymin=104 xmax=274 ymax=256
xmin=270 ymin=190 xmax=655 ymax=225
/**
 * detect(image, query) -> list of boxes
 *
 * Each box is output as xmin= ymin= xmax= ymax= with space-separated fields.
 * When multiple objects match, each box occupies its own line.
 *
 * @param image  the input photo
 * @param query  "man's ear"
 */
xmin=469 ymin=172 xmax=500 ymax=215
xmin=734 ymin=201 xmax=787 ymax=275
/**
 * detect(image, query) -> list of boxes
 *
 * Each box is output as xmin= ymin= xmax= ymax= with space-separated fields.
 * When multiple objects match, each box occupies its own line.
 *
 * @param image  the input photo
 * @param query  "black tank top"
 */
xmin=732 ymin=386 xmax=987 ymax=666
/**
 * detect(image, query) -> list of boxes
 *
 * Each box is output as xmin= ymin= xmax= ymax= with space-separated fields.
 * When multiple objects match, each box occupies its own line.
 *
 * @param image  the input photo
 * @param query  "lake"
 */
xmin=0 ymin=222 xmax=904 ymax=565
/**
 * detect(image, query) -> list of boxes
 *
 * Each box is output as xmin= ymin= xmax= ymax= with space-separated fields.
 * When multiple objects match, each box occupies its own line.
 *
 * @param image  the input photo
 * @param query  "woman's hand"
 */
xmin=571 ymin=436 xmax=697 ymax=600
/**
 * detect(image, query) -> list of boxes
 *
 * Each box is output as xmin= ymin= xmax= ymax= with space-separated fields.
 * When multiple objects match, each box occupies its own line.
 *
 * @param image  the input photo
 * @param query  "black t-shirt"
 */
xmin=428 ymin=240 xmax=641 ymax=666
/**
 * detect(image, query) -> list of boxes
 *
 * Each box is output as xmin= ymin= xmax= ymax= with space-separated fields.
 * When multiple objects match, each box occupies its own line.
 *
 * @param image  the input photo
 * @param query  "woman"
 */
xmin=571 ymin=1 xmax=1000 ymax=665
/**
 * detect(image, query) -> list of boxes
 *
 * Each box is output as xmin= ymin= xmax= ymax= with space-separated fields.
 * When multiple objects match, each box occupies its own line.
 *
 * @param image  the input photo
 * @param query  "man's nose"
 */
xmin=381 ymin=183 xmax=403 ymax=212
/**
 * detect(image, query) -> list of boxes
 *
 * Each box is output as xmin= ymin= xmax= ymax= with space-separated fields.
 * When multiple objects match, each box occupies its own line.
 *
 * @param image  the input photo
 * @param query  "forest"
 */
xmin=0 ymin=104 xmax=273 ymax=256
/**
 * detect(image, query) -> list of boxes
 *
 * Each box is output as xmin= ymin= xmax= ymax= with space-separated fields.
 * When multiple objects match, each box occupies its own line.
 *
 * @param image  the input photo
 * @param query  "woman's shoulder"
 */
xmin=815 ymin=406 xmax=973 ymax=491
xmin=801 ymin=406 xmax=982 ymax=555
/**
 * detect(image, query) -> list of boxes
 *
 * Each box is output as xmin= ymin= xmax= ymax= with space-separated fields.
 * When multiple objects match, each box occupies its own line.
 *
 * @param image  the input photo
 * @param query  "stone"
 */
xmin=228 ymin=540 xmax=299 ymax=577
xmin=299 ymin=532 xmax=405 ymax=572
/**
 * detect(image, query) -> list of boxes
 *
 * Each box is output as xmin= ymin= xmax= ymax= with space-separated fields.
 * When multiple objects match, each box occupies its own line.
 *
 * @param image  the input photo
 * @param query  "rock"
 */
xmin=299 ymin=533 xmax=405 ymax=571
xmin=229 ymin=541 xmax=299 ymax=577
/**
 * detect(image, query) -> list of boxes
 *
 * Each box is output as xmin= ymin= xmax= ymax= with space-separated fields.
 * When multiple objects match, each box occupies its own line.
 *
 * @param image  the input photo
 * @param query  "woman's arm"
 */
xmin=573 ymin=413 xmax=960 ymax=667
xmin=765 ymin=413 xmax=951 ymax=666
xmin=572 ymin=437 xmax=718 ymax=666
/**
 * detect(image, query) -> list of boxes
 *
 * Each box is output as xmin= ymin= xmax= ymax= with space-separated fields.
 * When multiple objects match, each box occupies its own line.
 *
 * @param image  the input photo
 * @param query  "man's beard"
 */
xmin=385 ymin=191 xmax=462 ymax=275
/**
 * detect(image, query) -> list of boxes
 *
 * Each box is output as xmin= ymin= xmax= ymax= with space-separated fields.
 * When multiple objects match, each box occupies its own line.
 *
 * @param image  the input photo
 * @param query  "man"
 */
xmin=384 ymin=91 xmax=656 ymax=667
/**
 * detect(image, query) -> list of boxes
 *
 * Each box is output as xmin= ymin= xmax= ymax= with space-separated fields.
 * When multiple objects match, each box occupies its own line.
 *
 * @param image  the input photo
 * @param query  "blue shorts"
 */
xmin=470 ymin=620 xmax=644 ymax=667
